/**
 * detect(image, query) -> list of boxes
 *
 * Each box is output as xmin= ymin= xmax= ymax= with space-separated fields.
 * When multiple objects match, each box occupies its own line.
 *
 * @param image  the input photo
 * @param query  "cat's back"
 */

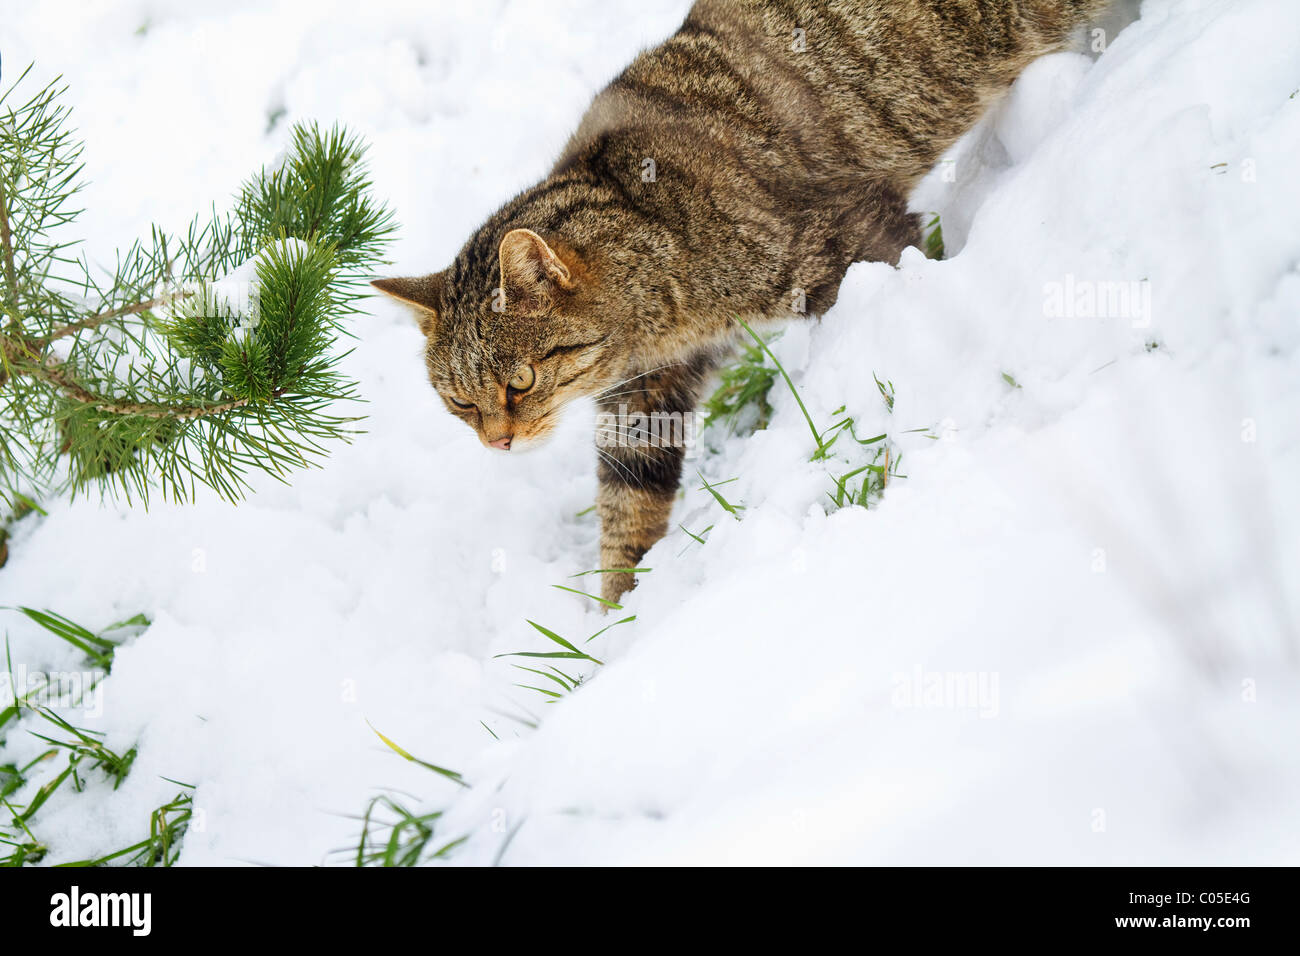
xmin=562 ymin=0 xmax=1103 ymax=190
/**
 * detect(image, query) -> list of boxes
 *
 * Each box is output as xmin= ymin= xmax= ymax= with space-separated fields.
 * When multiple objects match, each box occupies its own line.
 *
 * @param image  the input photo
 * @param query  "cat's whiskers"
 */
xmin=591 ymin=362 xmax=686 ymax=402
xmin=593 ymin=387 xmax=659 ymax=404
xmin=532 ymin=364 xmax=689 ymax=431
xmin=564 ymin=364 xmax=691 ymax=434
xmin=595 ymin=447 xmax=644 ymax=489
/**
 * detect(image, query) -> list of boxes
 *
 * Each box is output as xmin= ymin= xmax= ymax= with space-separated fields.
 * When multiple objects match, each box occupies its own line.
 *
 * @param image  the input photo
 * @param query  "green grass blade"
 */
xmin=551 ymin=584 xmax=622 ymax=610
xmin=364 ymin=720 xmax=468 ymax=788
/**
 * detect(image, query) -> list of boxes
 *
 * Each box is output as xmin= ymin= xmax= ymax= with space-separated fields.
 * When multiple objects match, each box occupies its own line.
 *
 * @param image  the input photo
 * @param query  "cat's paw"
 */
xmin=600 ymin=570 xmax=636 ymax=608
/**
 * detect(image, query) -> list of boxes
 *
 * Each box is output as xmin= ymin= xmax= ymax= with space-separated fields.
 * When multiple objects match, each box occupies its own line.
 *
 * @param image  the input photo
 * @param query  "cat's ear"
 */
xmin=498 ymin=228 xmax=576 ymax=313
xmin=370 ymin=273 xmax=444 ymax=336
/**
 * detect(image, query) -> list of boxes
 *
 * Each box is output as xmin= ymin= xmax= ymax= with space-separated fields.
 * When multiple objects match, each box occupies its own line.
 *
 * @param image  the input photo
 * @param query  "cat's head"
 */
xmin=372 ymin=228 xmax=623 ymax=452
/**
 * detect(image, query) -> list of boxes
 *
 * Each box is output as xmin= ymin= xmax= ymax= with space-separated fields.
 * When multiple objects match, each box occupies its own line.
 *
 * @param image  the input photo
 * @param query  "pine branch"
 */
xmin=0 ymin=64 xmax=395 ymax=507
xmin=43 ymin=290 xmax=192 ymax=344
xmin=15 ymin=359 xmax=277 ymax=420
xmin=0 ymin=177 xmax=19 ymax=333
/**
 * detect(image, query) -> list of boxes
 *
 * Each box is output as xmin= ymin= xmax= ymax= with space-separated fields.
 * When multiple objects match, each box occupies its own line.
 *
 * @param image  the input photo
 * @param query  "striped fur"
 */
xmin=374 ymin=0 xmax=1108 ymax=603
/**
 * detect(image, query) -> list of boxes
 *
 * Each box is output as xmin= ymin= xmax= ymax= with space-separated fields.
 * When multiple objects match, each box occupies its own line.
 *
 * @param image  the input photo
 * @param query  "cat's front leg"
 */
xmin=596 ymin=462 xmax=678 ymax=606
xmin=593 ymin=355 xmax=714 ymax=605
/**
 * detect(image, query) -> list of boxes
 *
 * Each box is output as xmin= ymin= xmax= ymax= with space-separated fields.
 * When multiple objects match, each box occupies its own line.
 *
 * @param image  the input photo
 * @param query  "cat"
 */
xmin=373 ymin=0 xmax=1109 ymax=604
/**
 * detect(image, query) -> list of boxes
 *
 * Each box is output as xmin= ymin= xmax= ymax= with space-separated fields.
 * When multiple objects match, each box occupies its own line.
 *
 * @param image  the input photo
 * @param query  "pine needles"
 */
xmin=0 ymin=65 xmax=395 ymax=508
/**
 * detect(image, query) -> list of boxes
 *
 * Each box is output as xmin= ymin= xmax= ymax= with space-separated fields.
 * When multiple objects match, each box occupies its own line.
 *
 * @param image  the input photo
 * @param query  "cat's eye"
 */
xmin=508 ymin=366 xmax=536 ymax=393
xmin=447 ymin=395 xmax=474 ymax=409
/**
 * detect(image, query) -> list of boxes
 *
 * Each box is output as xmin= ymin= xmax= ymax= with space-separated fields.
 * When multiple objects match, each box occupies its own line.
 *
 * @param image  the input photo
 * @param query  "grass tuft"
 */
xmin=0 ymin=606 xmax=197 ymax=867
xmin=350 ymin=795 xmax=466 ymax=867
xmin=923 ymin=213 xmax=945 ymax=260
xmin=733 ymin=318 xmax=903 ymax=512
xmin=702 ymin=336 xmax=778 ymax=435
xmin=57 ymin=787 xmax=193 ymax=867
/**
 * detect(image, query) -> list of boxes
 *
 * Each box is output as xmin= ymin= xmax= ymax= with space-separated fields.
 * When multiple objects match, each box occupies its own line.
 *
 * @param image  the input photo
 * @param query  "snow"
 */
xmin=1 ymin=0 xmax=1296 ymax=865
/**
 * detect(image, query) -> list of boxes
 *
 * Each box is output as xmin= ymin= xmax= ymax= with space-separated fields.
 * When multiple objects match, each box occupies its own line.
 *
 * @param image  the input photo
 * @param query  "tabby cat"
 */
xmin=374 ymin=0 xmax=1108 ymax=603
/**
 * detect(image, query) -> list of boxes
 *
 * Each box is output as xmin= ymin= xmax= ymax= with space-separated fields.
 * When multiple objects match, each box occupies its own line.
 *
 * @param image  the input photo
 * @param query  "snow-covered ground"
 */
xmin=1 ymin=0 xmax=1297 ymax=865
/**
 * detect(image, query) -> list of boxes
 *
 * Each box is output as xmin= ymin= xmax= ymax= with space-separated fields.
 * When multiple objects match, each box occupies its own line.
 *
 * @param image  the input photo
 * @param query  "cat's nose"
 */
xmin=489 ymin=436 xmax=512 ymax=451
